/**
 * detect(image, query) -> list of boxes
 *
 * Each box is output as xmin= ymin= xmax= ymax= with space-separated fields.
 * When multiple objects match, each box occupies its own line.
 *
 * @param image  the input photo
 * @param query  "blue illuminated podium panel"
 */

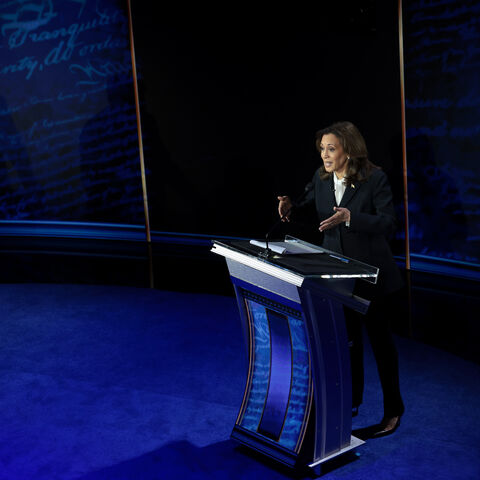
xmin=211 ymin=237 xmax=378 ymax=472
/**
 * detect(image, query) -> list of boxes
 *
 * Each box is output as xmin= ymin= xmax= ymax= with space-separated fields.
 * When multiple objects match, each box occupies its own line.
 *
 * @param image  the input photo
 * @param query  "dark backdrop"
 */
xmin=132 ymin=2 xmax=405 ymax=250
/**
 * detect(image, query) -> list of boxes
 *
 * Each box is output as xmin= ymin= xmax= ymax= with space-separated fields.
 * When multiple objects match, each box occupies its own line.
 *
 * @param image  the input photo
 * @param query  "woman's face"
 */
xmin=319 ymin=133 xmax=349 ymax=177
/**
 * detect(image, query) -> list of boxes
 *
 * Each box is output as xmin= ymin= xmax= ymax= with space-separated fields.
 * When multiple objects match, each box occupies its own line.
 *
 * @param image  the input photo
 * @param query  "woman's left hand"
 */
xmin=319 ymin=207 xmax=351 ymax=232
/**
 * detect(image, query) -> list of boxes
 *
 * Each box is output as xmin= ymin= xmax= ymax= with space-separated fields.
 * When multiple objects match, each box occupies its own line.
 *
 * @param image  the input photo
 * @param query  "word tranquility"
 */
xmin=5 ymin=7 xmax=121 ymax=50
xmin=1 ymin=6 xmax=126 ymax=80
xmin=1 ymin=34 xmax=126 ymax=81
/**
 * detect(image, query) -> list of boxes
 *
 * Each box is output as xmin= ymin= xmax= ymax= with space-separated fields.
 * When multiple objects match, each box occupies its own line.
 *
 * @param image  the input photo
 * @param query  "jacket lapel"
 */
xmin=329 ymin=174 xmax=337 ymax=206
xmin=339 ymin=182 xmax=361 ymax=207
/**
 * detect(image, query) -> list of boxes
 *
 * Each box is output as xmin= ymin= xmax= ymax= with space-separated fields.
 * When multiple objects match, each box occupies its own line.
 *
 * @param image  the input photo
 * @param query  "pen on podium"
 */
xmin=328 ymin=254 xmax=350 ymax=263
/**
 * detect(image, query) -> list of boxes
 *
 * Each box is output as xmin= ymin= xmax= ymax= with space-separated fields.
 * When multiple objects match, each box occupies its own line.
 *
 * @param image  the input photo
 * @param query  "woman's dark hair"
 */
xmin=315 ymin=121 xmax=379 ymax=186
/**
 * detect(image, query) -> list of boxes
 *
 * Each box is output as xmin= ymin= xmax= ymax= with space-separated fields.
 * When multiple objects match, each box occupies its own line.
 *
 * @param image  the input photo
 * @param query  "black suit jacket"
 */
xmin=299 ymin=168 xmax=403 ymax=295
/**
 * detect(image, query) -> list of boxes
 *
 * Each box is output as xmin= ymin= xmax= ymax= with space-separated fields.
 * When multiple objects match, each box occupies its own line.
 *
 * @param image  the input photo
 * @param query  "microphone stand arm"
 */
xmin=259 ymin=209 xmax=292 ymax=259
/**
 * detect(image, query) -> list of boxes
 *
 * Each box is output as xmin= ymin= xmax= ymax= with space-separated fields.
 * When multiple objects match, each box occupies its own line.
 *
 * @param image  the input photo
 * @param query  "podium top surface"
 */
xmin=211 ymin=236 xmax=378 ymax=287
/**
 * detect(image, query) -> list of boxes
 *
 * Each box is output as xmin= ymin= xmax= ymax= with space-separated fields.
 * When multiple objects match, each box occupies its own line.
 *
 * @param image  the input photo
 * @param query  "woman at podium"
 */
xmin=277 ymin=121 xmax=404 ymax=438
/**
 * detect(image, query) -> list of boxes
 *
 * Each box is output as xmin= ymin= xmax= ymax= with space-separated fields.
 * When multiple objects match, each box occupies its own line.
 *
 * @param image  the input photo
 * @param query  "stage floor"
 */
xmin=0 ymin=283 xmax=479 ymax=479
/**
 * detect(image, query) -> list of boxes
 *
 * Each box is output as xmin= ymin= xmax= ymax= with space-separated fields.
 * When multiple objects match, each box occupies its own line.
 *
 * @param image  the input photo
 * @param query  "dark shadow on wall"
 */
xmin=388 ymin=132 xmax=407 ymax=259
xmin=136 ymin=76 xmax=204 ymax=234
xmin=0 ymin=95 xmax=44 ymax=220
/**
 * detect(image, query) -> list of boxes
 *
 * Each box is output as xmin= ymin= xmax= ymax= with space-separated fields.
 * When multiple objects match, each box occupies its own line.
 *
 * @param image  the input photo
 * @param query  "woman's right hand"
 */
xmin=277 ymin=196 xmax=292 ymax=222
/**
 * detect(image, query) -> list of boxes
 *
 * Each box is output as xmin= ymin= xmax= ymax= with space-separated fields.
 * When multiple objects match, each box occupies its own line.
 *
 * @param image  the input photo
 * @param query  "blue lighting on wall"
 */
xmin=403 ymin=0 xmax=480 ymax=274
xmin=0 ymin=0 xmax=144 ymax=224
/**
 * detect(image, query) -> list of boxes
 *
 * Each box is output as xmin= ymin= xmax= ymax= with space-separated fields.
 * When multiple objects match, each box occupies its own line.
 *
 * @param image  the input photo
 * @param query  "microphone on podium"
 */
xmin=259 ymin=181 xmax=314 ymax=258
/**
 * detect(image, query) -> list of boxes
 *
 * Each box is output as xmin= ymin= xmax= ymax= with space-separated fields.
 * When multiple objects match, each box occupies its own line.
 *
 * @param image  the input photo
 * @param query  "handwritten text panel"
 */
xmin=404 ymin=0 xmax=480 ymax=265
xmin=0 ymin=0 xmax=143 ymax=223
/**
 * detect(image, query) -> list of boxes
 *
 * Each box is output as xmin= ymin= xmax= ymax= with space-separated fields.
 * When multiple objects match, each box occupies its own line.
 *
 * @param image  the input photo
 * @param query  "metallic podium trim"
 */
xmin=211 ymin=244 xmax=305 ymax=286
xmin=295 ymin=355 xmax=314 ymax=454
xmin=308 ymin=435 xmax=365 ymax=468
xmin=235 ymin=298 xmax=256 ymax=426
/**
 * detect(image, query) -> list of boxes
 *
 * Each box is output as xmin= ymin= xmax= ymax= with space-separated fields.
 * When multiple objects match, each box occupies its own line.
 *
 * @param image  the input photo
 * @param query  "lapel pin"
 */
xmin=352 ymin=184 xmax=355 ymax=189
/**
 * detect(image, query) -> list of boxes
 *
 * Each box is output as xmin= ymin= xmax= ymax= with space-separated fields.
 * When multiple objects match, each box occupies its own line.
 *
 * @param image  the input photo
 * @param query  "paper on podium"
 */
xmin=249 ymin=240 xmax=324 ymax=255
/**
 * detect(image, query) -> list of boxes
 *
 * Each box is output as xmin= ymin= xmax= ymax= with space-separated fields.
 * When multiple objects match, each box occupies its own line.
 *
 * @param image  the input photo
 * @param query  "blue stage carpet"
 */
xmin=0 ymin=284 xmax=479 ymax=480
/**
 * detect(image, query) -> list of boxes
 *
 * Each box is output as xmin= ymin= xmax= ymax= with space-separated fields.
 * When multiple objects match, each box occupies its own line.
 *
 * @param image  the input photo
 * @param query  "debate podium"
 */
xmin=211 ymin=236 xmax=378 ymax=474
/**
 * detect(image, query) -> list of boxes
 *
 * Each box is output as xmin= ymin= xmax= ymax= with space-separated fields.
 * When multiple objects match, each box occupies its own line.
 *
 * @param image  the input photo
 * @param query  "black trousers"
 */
xmin=344 ymin=294 xmax=405 ymax=418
